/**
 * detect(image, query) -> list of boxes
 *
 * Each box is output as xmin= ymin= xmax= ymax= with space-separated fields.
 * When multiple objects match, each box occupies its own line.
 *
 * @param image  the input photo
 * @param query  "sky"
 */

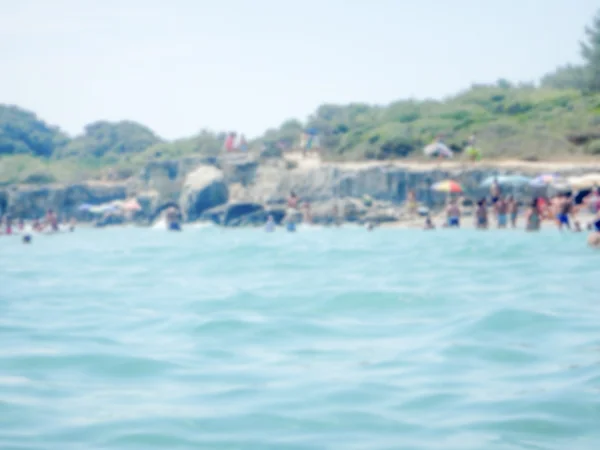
xmin=0 ymin=0 xmax=598 ymax=140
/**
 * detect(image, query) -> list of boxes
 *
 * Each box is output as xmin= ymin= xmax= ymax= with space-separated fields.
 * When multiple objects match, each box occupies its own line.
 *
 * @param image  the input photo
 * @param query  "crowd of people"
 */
xmin=3 ymin=186 xmax=600 ymax=248
xmin=0 ymin=209 xmax=76 ymax=243
xmin=423 ymin=184 xmax=600 ymax=247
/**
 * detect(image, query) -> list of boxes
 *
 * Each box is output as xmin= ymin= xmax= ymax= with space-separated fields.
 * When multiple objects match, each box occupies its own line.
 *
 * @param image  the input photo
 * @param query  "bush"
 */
xmin=585 ymin=141 xmax=600 ymax=155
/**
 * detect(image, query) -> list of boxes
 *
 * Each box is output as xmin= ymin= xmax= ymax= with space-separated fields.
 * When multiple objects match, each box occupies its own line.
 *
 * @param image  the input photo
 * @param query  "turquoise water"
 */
xmin=1 ymin=226 xmax=599 ymax=450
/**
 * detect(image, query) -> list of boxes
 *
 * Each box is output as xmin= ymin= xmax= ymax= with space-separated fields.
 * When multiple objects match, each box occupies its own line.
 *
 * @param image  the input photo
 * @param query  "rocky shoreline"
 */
xmin=1 ymin=152 xmax=599 ymax=227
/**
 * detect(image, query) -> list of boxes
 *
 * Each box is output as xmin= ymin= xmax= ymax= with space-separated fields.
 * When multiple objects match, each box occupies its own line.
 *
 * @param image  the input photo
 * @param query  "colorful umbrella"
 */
xmin=432 ymin=180 xmax=462 ymax=193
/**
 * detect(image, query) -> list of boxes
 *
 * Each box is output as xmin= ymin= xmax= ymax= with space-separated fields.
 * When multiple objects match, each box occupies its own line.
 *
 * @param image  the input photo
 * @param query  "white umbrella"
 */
xmin=567 ymin=173 xmax=600 ymax=190
xmin=423 ymin=142 xmax=453 ymax=158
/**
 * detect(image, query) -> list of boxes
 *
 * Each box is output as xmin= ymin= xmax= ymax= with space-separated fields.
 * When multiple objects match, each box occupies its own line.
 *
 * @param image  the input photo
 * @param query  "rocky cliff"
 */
xmin=2 ymin=153 xmax=600 ymax=225
xmin=0 ymin=182 xmax=128 ymax=220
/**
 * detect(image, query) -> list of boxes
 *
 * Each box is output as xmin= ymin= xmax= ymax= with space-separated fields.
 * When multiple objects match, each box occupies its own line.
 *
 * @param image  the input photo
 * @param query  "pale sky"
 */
xmin=0 ymin=0 xmax=597 ymax=139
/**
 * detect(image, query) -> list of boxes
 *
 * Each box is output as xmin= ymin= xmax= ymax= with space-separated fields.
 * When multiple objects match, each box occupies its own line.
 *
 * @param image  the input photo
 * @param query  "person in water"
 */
xmin=507 ymin=196 xmax=518 ymax=228
xmin=423 ymin=215 xmax=435 ymax=230
xmin=555 ymin=193 xmax=572 ymax=231
xmin=4 ymin=215 xmax=13 ymax=235
xmin=166 ymin=206 xmax=181 ymax=231
xmin=446 ymin=199 xmax=461 ymax=228
xmin=45 ymin=209 xmax=59 ymax=232
xmin=525 ymin=198 xmax=542 ymax=231
xmin=584 ymin=186 xmax=600 ymax=214
xmin=32 ymin=218 xmax=42 ymax=232
xmin=587 ymin=211 xmax=600 ymax=247
xmin=494 ymin=196 xmax=509 ymax=229
xmin=265 ymin=215 xmax=275 ymax=232
xmin=475 ymin=199 xmax=488 ymax=229
xmin=22 ymin=234 xmax=32 ymax=244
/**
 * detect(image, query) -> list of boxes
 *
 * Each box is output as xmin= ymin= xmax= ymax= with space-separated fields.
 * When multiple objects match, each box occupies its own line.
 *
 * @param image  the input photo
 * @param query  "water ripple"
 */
xmin=1 ymin=227 xmax=599 ymax=449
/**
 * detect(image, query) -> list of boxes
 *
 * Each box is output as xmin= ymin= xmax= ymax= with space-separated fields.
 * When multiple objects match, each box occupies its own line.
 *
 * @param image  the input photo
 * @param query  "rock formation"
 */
xmin=2 ymin=152 xmax=600 ymax=227
xmin=179 ymin=165 xmax=229 ymax=221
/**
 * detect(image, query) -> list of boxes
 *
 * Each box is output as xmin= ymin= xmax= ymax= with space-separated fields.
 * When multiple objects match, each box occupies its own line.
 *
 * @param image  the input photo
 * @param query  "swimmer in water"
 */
xmin=495 ymin=196 xmax=508 ymax=229
xmin=446 ymin=199 xmax=460 ymax=228
xmin=475 ymin=199 xmax=488 ymax=230
xmin=22 ymin=234 xmax=32 ymax=244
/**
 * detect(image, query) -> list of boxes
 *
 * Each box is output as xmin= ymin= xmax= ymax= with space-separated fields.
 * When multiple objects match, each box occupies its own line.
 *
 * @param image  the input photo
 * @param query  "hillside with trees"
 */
xmin=1 ymin=9 xmax=599 ymax=185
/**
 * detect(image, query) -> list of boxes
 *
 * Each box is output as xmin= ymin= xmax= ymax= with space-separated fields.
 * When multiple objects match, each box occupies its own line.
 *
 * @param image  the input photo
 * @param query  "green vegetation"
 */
xmin=1 ymin=9 xmax=600 ymax=185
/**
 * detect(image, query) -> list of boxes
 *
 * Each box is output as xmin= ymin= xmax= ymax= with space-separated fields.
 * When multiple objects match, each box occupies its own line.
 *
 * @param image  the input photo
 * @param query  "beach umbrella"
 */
xmin=530 ymin=174 xmax=562 ymax=187
xmin=423 ymin=142 xmax=453 ymax=158
xmin=432 ymin=180 xmax=462 ymax=193
xmin=567 ymin=173 xmax=600 ymax=190
xmin=479 ymin=175 xmax=532 ymax=188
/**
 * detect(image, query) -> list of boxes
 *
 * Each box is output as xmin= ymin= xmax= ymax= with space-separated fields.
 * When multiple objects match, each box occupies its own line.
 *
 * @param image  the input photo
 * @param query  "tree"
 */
xmin=0 ymin=104 xmax=68 ymax=157
xmin=58 ymin=121 xmax=161 ymax=159
xmin=581 ymin=9 xmax=600 ymax=92
xmin=540 ymin=64 xmax=587 ymax=90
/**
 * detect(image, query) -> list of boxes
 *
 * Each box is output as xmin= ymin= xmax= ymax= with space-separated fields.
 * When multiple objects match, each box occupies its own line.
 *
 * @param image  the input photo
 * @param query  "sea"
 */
xmin=1 ymin=225 xmax=599 ymax=450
